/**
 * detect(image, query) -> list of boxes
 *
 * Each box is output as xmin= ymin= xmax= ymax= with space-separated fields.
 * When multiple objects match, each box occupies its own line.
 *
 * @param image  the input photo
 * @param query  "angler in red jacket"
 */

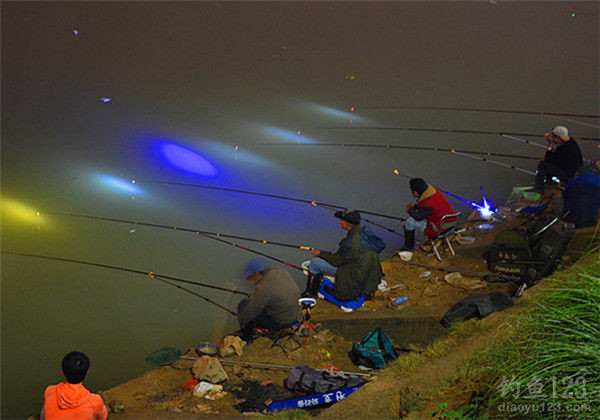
xmin=399 ymin=178 xmax=456 ymax=253
xmin=41 ymin=351 xmax=107 ymax=420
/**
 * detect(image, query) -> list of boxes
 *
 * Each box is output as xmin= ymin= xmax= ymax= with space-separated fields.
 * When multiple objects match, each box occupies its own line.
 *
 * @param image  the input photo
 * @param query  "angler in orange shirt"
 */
xmin=41 ymin=351 xmax=108 ymax=420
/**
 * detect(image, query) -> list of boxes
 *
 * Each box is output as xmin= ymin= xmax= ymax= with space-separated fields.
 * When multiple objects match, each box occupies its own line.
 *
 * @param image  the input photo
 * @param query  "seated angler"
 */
xmin=535 ymin=125 xmax=583 ymax=190
xmin=399 ymin=178 xmax=456 ymax=256
xmin=557 ymin=162 xmax=600 ymax=228
xmin=237 ymin=257 xmax=301 ymax=342
xmin=303 ymin=209 xmax=383 ymax=301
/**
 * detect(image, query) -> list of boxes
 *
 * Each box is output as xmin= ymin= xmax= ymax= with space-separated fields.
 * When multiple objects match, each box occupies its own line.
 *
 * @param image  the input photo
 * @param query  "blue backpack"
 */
xmin=348 ymin=328 xmax=398 ymax=369
xmin=360 ymin=226 xmax=386 ymax=253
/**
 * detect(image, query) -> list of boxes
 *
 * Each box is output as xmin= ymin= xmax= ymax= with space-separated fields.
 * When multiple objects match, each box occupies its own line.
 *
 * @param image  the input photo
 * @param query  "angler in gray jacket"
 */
xmin=237 ymin=257 xmax=300 ymax=341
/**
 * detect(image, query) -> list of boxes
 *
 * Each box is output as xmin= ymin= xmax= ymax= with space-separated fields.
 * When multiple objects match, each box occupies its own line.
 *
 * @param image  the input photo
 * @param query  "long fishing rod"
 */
xmin=500 ymin=133 xmax=595 ymax=165
xmin=140 ymin=180 xmax=406 ymax=222
xmin=302 ymin=126 xmax=600 ymax=142
xmin=450 ymin=149 xmax=536 ymax=175
xmin=351 ymin=105 xmax=600 ymax=120
xmin=392 ymin=259 xmax=519 ymax=284
xmin=250 ymin=143 xmax=539 ymax=160
xmin=197 ymin=231 xmax=305 ymax=272
xmin=46 ymin=211 xmax=319 ymax=251
xmin=2 ymin=251 xmax=246 ymax=315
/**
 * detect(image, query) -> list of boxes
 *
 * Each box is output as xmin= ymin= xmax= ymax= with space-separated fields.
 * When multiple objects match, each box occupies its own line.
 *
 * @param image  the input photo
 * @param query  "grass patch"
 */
xmin=441 ymin=246 xmax=600 ymax=419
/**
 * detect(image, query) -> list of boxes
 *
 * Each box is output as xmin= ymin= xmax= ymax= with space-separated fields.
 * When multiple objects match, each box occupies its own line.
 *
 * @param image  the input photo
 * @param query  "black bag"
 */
xmin=487 ymin=216 xmax=576 ymax=287
xmin=440 ymin=292 xmax=513 ymax=327
xmin=487 ymin=229 xmax=532 ymax=277
xmin=285 ymin=365 xmax=366 ymax=395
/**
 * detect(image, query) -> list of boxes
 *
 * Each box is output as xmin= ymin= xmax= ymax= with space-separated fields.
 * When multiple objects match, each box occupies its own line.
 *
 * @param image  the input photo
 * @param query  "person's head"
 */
xmin=409 ymin=178 xmax=428 ymax=198
xmin=242 ymin=257 xmax=271 ymax=282
xmin=61 ymin=351 xmax=90 ymax=384
xmin=545 ymin=125 xmax=569 ymax=145
xmin=334 ymin=209 xmax=361 ymax=230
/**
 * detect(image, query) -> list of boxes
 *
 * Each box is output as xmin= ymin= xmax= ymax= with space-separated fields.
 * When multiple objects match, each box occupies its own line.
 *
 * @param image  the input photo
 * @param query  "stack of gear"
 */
xmin=487 ymin=215 xmax=576 ymax=287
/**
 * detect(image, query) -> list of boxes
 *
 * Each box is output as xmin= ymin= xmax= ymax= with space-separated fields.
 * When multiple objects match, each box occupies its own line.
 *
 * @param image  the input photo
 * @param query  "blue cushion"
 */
xmin=318 ymin=279 xmax=365 ymax=310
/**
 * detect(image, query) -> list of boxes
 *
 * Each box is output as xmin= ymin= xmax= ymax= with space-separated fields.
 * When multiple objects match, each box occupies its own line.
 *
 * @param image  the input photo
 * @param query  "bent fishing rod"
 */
xmin=45 ymin=211 xmax=319 ymax=251
xmin=138 ymin=180 xmax=407 ymax=237
xmin=249 ymin=142 xmax=539 ymax=161
xmin=352 ymin=105 xmax=600 ymax=120
xmin=2 ymin=251 xmax=247 ymax=315
xmin=139 ymin=180 xmax=405 ymax=222
xmin=300 ymin=126 xmax=600 ymax=142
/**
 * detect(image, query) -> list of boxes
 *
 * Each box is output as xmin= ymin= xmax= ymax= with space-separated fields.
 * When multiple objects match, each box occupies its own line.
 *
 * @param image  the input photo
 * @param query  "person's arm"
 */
xmin=237 ymin=286 xmax=269 ymax=328
xmin=92 ymin=394 xmax=108 ymax=420
xmin=408 ymin=205 xmax=432 ymax=221
xmin=320 ymin=229 xmax=361 ymax=266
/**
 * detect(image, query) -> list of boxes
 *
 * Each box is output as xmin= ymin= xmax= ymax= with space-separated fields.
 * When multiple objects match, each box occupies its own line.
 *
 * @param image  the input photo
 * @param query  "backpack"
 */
xmin=487 ymin=216 xmax=576 ymax=287
xmin=285 ymin=365 xmax=366 ymax=395
xmin=440 ymin=292 xmax=513 ymax=328
xmin=360 ymin=226 xmax=386 ymax=254
xmin=348 ymin=327 xmax=398 ymax=369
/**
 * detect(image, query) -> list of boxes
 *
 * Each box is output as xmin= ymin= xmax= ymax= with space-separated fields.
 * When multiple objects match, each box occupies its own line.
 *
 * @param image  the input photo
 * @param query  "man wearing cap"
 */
xmin=237 ymin=258 xmax=300 ymax=341
xmin=535 ymin=125 xmax=583 ymax=190
xmin=399 ymin=178 xmax=455 ymax=254
xmin=303 ymin=209 xmax=383 ymax=301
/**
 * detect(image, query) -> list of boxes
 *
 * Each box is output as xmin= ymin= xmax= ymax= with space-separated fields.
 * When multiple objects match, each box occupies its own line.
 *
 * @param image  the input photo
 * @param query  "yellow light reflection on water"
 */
xmin=1 ymin=197 xmax=47 ymax=226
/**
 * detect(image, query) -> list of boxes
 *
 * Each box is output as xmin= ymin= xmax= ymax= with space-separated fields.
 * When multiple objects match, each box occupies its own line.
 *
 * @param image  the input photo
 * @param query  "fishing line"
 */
xmin=140 ymin=180 xmax=405 ymax=222
xmin=2 ymin=251 xmax=247 ymax=315
xmin=46 ymin=211 xmax=319 ymax=251
xmin=250 ymin=142 xmax=539 ymax=160
xmin=352 ymin=105 xmax=600 ymax=120
xmin=301 ymin=126 xmax=600 ymax=142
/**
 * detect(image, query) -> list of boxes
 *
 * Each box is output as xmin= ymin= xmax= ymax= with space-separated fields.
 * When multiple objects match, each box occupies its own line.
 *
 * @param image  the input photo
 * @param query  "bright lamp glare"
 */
xmin=159 ymin=143 xmax=217 ymax=176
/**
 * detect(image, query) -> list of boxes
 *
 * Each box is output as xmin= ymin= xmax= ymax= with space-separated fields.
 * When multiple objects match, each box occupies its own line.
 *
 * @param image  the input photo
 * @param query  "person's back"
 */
xmin=563 ymin=168 xmax=600 ymax=228
xmin=42 ymin=351 xmax=107 ymax=420
xmin=43 ymin=382 xmax=107 ymax=420
xmin=255 ymin=267 xmax=301 ymax=325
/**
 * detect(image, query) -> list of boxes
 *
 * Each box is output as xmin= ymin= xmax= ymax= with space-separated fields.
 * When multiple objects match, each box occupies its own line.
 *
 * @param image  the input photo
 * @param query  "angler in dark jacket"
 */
xmin=303 ymin=209 xmax=383 ymax=301
xmin=237 ymin=258 xmax=300 ymax=341
xmin=561 ymin=164 xmax=600 ymax=228
xmin=535 ymin=125 xmax=583 ymax=190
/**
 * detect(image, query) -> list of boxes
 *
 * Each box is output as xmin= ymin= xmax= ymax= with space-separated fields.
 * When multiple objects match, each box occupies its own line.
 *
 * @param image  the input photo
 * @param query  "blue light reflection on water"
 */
xmin=159 ymin=142 xmax=218 ymax=176
xmin=306 ymin=103 xmax=367 ymax=123
xmin=263 ymin=126 xmax=317 ymax=144
xmin=96 ymin=174 xmax=143 ymax=195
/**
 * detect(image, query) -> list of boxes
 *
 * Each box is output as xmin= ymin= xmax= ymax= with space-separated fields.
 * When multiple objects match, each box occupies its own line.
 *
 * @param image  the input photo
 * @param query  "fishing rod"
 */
xmin=45 ymin=211 xmax=319 ymax=251
xmin=301 ymin=126 xmax=600 ymax=142
xmin=500 ymin=133 xmax=595 ymax=165
xmin=179 ymin=357 xmax=372 ymax=377
xmin=197 ymin=231 xmax=305 ymax=272
xmin=250 ymin=143 xmax=539 ymax=161
xmin=352 ymin=105 xmax=600 ymax=120
xmin=140 ymin=180 xmax=406 ymax=222
xmin=2 ymin=251 xmax=246 ymax=315
xmin=392 ymin=259 xmax=519 ymax=284
xmin=450 ymin=149 xmax=536 ymax=175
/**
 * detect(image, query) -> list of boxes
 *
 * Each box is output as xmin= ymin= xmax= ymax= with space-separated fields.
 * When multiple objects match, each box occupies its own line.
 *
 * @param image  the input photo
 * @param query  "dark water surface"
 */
xmin=2 ymin=2 xmax=598 ymax=417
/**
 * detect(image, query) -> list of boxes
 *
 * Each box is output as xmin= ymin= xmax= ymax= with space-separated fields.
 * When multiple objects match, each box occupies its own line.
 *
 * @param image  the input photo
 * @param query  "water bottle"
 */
xmin=392 ymin=296 xmax=410 ymax=306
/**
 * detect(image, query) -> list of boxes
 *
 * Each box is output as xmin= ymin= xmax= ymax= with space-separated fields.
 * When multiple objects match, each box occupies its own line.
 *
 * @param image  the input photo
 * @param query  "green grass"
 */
xmin=475 ymin=246 xmax=600 ymax=418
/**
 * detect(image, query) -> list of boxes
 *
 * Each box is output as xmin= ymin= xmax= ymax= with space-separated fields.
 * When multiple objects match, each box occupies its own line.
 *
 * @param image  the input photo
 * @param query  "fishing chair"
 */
xmin=269 ymin=297 xmax=315 ymax=353
xmin=429 ymin=211 xmax=462 ymax=261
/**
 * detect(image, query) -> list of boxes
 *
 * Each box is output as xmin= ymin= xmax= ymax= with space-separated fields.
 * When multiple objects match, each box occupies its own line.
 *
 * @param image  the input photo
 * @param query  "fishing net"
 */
xmin=145 ymin=347 xmax=182 ymax=366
